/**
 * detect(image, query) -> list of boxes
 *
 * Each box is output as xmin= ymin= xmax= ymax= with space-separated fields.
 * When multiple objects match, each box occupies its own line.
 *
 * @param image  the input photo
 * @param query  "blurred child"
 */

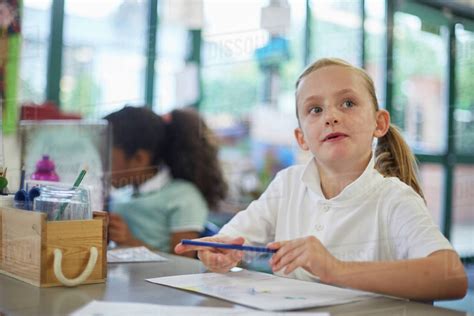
xmin=105 ymin=106 xmax=227 ymax=257
xmin=176 ymin=58 xmax=467 ymax=300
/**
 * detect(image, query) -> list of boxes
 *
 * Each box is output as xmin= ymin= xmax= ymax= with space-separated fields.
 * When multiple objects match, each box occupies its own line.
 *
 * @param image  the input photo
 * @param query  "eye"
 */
xmin=309 ymin=106 xmax=323 ymax=114
xmin=342 ymin=100 xmax=355 ymax=108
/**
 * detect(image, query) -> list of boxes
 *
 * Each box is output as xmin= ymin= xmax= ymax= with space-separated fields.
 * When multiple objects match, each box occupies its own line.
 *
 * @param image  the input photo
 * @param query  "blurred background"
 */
xmin=4 ymin=1 xmax=474 ymax=309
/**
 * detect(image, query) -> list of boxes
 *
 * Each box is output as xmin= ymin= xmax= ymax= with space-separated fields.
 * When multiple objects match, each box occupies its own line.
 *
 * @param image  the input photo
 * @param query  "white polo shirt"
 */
xmin=219 ymin=155 xmax=453 ymax=281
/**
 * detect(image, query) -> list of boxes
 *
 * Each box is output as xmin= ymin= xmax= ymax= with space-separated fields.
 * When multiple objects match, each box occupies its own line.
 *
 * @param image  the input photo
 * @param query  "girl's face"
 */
xmin=294 ymin=65 xmax=388 ymax=169
xmin=111 ymin=147 xmax=153 ymax=188
xmin=111 ymin=147 xmax=134 ymax=188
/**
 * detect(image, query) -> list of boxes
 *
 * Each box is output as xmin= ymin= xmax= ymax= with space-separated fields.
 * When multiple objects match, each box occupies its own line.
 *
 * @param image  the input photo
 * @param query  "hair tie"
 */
xmin=162 ymin=113 xmax=172 ymax=124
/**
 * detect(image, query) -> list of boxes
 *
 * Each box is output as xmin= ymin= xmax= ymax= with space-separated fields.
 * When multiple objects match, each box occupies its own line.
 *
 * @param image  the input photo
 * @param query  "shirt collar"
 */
xmin=301 ymin=153 xmax=380 ymax=202
xmin=137 ymin=166 xmax=172 ymax=195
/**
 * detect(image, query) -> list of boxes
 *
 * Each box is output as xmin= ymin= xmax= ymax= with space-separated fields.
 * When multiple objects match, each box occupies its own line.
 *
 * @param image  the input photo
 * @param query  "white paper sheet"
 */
xmin=107 ymin=246 xmax=168 ymax=263
xmin=71 ymin=301 xmax=328 ymax=316
xmin=147 ymin=269 xmax=379 ymax=311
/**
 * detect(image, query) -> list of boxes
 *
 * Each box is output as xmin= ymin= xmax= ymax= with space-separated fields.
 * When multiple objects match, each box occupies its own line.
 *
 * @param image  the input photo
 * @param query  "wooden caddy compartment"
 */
xmin=0 ymin=207 xmax=107 ymax=287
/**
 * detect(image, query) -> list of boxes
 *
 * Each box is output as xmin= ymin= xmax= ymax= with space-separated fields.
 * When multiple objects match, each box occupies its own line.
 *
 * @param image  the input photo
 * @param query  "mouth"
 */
xmin=323 ymin=132 xmax=348 ymax=142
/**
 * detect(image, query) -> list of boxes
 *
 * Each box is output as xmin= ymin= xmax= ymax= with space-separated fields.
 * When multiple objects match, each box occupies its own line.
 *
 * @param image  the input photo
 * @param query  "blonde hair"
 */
xmin=295 ymin=58 xmax=425 ymax=200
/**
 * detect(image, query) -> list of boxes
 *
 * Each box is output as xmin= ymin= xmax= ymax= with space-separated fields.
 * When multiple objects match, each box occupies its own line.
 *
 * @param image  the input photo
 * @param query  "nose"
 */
xmin=324 ymin=107 xmax=339 ymax=126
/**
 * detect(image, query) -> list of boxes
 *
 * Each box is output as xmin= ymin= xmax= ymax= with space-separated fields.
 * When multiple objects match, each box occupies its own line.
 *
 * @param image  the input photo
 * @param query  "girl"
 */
xmin=105 ymin=106 xmax=227 ymax=257
xmin=175 ymin=58 xmax=467 ymax=300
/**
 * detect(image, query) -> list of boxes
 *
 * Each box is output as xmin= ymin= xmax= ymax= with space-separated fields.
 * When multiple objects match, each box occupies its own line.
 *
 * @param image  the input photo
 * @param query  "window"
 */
xmin=364 ymin=0 xmax=386 ymax=106
xmin=419 ymin=163 xmax=443 ymax=226
xmin=452 ymin=165 xmax=474 ymax=257
xmin=393 ymin=4 xmax=474 ymax=260
xmin=452 ymin=23 xmax=474 ymax=257
xmin=201 ymin=0 xmax=263 ymax=117
xmin=20 ymin=0 xmax=52 ymax=104
xmin=62 ymin=0 xmax=147 ymax=118
xmin=154 ymin=22 xmax=187 ymax=113
xmin=393 ymin=12 xmax=447 ymax=154
xmin=200 ymin=0 xmax=304 ymax=205
xmin=310 ymin=0 xmax=363 ymax=66
xmin=455 ymin=25 xmax=474 ymax=154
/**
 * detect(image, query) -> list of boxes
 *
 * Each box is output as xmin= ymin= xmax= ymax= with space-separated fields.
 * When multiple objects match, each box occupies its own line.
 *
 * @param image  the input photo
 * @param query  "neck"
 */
xmin=132 ymin=166 xmax=159 ymax=188
xmin=316 ymin=152 xmax=372 ymax=199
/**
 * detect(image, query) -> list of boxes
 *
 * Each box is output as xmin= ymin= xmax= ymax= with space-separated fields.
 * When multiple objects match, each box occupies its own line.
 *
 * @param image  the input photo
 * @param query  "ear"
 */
xmin=374 ymin=109 xmax=390 ymax=138
xmin=294 ymin=127 xmax=309 ymax=151
xmin=129 ymin=149 xmax=153 ymax=169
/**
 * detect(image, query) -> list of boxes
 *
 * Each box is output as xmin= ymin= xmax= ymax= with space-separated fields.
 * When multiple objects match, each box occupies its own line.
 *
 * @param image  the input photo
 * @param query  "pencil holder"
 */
xmin=0 ymin=207 xmax=107 ymax=287
xmin=33 ymin=185 xmax=91 ymax=221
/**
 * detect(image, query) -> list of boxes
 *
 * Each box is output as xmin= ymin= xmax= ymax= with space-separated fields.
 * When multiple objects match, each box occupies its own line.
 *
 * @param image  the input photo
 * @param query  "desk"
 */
xmin=0 ymin=253 xmax=466 ymax=315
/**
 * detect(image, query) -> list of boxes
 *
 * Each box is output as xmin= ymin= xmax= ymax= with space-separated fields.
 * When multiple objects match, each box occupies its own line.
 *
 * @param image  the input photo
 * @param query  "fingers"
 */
xmin=225 ymin=236 xmax=246 ymax=245
xmin=269 ymin=239 xmax=303 ymax=267
xmin=270 ymin=241 xmax=306 ymax=273
xmin=280 ymin=249 xmax=308 ymax=275
xmin=268 ymin=236 xmax=324 ymax=275
xmin=108 ymin=213 xmax=124 ymax=228
xmin=198 ymin=250 xmax=243 ymax=273
xmin=108 ymin=213 xmax=128 ymax=243
xmin=175 ymin=235 xmax=245 ymax=273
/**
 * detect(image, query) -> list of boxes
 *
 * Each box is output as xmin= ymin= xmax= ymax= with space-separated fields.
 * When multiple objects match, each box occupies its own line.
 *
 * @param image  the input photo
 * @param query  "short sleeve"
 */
xmin=219 ymin=171 xmax=284 ymax=245
xmin=168 ymin=183 xmax=208 ymax=233
xmin=387 ymin=189 xmax=453 ymax=259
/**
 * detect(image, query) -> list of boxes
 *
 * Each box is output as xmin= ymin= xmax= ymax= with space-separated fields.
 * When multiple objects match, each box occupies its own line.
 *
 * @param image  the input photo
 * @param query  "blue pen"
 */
xmin=181 ymin=239 xmax=277 ymax=253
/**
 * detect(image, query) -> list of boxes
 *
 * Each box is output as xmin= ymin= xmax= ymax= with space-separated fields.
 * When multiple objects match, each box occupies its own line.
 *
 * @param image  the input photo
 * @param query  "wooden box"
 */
xmin=0 ymin=207 xmax=107 ymax=287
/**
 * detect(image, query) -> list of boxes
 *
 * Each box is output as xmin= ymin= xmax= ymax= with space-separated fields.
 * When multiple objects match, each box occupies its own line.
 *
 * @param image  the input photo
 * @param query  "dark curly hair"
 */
xmin=164 ymin=108 xmax=228 ymax=209
xmin=105 ymin=106 xmax=227 ymax=209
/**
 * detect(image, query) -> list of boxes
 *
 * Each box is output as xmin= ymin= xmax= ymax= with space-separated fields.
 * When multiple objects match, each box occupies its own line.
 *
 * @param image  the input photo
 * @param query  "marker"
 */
xmin=181 ymin=239 xmax=277 ymax=253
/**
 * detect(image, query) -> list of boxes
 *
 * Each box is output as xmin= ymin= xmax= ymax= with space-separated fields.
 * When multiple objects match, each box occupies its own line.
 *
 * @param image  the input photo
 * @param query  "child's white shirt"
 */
xmin=219 ymin=155 xmax=453 ymax=281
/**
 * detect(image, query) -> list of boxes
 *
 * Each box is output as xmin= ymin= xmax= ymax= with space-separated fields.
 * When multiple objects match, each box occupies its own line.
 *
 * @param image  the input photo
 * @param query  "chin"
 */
xmin=111 ymin=179 xmax=129 ymax=188
xmin=327 ymin=149 xmax=351 ymax=160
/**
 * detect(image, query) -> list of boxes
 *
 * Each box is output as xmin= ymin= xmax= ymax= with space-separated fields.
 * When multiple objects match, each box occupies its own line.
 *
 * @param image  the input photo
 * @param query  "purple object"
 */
xmin=31 ymin=155 xmax=60 ymax=182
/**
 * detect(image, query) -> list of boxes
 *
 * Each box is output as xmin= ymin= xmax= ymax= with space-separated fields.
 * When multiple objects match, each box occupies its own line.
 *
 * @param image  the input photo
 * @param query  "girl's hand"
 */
xmin=268 ymin=236 xmax=340 ymax=283
xmin=108 ymin=213 xmax=142 ymax=246
xmin=174 ymin=236 xmax=245 ymax=273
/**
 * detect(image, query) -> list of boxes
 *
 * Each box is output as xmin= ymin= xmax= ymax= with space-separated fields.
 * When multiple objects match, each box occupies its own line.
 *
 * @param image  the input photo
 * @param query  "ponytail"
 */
xmin=163 ymin=108 xmax=228 ymax=209
xmin=375 ymin=124 xmax=425 ymax=201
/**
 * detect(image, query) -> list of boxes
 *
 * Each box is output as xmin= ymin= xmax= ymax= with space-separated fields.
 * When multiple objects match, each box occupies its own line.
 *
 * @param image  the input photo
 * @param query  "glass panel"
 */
xmin=201 ymin=0 xmax=265 ymax=208
xmin=153 ymin=23 xmax=187 ymax=114
xmin=62 ymin=0 xmax=147 ymax=118
xmin=20 ymin=0 xmax=52 ymax=104
xmin=393 ymin=12 xmax=447 ymax=154
xmin=201 ymin=0 xmax=302 ymax=208
xmin=201 ymin=0 xmax=263 ymax=115
xmin=452 ymin=165 xmax=474 ymax=257
xmin=419 ymin=163 xmax=443 ymax=227
xmin=455 ymin=25 xmax=474 ymax=154
xmin=364 ymin=0 xmax=386 ymax=107
xmin=310 ymin=0 xmax=363 ymax=66
xmin=154 ymin=0 xmax=189 ymax=113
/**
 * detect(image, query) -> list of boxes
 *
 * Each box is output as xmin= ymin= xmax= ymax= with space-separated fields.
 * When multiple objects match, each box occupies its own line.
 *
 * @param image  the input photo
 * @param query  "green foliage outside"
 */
xmin=61 ymin=69 xmax=101 ymax=118
xmin=201 ymin=63 xmax=259 ymax=117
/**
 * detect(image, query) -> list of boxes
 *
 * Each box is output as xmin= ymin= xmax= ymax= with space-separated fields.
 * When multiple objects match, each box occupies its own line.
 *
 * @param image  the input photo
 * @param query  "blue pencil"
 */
xmin=181 ymin=239 xmax=277 ymax=253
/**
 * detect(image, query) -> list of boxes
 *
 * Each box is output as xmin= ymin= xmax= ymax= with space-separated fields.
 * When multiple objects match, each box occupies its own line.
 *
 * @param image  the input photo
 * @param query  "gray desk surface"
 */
xmin=0 ymin=253 xmax=466 ymax=315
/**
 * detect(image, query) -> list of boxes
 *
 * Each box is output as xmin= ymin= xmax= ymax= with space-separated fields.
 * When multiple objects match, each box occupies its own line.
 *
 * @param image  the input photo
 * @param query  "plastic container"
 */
xmin=33 ymin=185 xmax=91 ymax=221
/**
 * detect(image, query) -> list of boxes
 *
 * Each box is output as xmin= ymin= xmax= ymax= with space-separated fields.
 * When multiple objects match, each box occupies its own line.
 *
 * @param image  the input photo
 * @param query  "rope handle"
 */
xmin=53 ymin=247 xmax=98 ymax=287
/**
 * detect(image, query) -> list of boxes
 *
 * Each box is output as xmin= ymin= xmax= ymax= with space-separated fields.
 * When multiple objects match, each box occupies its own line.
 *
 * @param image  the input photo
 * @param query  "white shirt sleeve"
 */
xmin=387 ymin=188 xmax=453 ymax=259
xmin=219 ymin=172 xmax=285 ymax=246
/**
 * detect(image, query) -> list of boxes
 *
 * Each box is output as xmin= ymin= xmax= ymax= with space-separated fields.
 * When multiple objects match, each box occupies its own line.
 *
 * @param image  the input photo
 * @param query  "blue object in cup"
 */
xmin=13 ymin=189 xmax=28 ymax=210
xmin=13 ymin=187 xmax=41 ymax=210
